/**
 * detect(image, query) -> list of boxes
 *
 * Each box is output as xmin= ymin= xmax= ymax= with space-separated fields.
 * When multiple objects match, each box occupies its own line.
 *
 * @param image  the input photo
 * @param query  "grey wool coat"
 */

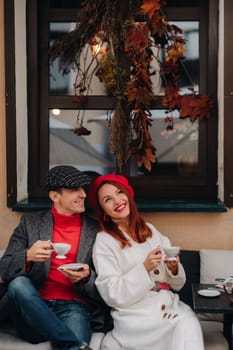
xmin=0 ymin=210 xmax=112 ymax=332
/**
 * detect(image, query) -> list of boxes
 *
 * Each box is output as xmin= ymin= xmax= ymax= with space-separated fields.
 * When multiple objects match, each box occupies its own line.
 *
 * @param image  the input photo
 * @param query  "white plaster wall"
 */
xmin=141 ymin=211 xmax=233 ymax=251
xmin=14 ymin=0 xmax=28 ymax=201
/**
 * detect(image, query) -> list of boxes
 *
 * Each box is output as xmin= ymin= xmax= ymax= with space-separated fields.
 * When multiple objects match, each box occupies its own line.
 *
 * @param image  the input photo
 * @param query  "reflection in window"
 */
xmin=176 ymin=21 xmax=199 ymax=93
xmin=151 ymin=21 xmax=199 ymax=95
xmin=49 ymin=23 xmax=76 ymax=95
xmin=49 ymin=20 xmax=200 ymax=177
xmin=49 ymin=109 xmax=198 ymax=177
xmin=49 ymin=21 xmax=199 ymax=96
xmin=49 ymin=22 xmax=106 ymax=95
xmin=49 ymin=109 xmax=114 ymax=175
xmin=130 ymin=110 xmax=199 ymax=177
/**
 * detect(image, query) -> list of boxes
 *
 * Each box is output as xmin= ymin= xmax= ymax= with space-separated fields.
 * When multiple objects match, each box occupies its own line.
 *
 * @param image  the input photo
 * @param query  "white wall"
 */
xmin=15 ymin=0 xmax=28 ymax=201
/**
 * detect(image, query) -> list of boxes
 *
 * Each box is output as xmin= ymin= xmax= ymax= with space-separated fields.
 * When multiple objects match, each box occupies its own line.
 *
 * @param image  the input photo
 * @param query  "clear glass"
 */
xmin=130 ymin=110 xmax=199 ymax=176
xmin=49 ymin=109 xmax=115 ymax=175
xmin=49 ymin=21 xmax=199 ymax=96
xmin=176 ymin=21 xmax=199 ymax=94
xmin=135 ymin=21 xmax=199 ymax=176
xmin=49 ymin=21 xmax=199 ymax=177
xmin=49 ymin=109 xmax=198 ymax=177
xmin=49 ymin=22 xmax=106 ymax=95
xmin=151 ymin=21 xmax=199 ymax=95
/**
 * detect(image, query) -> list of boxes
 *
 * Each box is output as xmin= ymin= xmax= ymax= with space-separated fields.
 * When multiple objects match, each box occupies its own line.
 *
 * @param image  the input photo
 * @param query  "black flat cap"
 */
xmin=45 ymin=165 xmax=91 ymax=191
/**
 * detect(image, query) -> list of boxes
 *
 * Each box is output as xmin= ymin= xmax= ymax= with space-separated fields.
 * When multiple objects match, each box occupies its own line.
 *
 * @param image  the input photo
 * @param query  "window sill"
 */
xmin=11 ymin=198 xmax=227 ymax=213
xmin=135 ymin=199 xmax=227 ymax=212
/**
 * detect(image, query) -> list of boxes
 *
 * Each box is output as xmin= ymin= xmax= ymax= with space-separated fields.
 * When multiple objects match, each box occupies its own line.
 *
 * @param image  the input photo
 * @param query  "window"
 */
xmin=5 ymin=0 xmax=221 ymax=207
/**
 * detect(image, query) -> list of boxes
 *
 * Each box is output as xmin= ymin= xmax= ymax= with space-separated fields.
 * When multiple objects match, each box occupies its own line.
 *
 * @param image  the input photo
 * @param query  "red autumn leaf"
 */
xmin=131 ymin=135 xmax=156 ymax=172
xmin=137 ymin=147 xmax=156 ymax=171
xmin=150 ymin=13 xmax=168 ymax=36
xmin=179 ymin=95 xmax=196 ymax=120
xmin=127 ymin=86 xmax=155 ymax=108
xmin=162 ymin=62 xmax=180 ymax=75
xmin=180 ymin=95 xmax=213 ymax=121
xmin=74 ymin=126 xmax=91 ymax=136
xmin=141 ymin=0 xmax=161 ymax=19
xmin=132 ymin=109 xmax=153 ymax=133
xmin=124 ymin=25 xmax=150 ymax=52
xmin=162 ymin=86 xmax=181 ymax=110
xmin=134 ymin=67 xmax=153 ymax=90
xmin=191 ymin=95 xmax=214 ymax=120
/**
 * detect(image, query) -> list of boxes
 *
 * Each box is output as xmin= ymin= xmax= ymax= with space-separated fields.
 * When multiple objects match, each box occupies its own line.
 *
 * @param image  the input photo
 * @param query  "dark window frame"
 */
xmin=5 ymin=0 xmax=17 ymax=206
xmin=224 ymin=0 xmax=233 ymax=206
xmin=5 ymin=0 xmax=228 ymax=209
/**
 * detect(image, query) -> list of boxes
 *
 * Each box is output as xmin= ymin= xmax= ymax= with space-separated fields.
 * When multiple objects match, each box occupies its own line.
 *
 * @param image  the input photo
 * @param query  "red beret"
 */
xmin=88 ymin=174 xmax=134 ymax=211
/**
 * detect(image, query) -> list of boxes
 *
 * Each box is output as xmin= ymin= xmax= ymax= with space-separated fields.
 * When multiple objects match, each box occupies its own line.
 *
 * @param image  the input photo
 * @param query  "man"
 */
xmin=0 ymin=165 xmax=111 ymax=350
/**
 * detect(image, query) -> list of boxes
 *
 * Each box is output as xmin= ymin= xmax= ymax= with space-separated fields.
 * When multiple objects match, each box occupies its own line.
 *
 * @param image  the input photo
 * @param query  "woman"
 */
xmin=88 ymin=174 xmax=204 ymax=350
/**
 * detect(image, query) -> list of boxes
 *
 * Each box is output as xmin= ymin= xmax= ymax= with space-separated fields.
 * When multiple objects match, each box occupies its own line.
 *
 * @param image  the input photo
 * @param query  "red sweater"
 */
xmin=40 ymin=206 xmax=84 ymax=301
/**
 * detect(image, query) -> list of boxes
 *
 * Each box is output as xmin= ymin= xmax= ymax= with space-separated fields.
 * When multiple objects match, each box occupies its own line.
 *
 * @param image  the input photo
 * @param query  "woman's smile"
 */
xmin=114 ymin=203 xmax=127 ymax=212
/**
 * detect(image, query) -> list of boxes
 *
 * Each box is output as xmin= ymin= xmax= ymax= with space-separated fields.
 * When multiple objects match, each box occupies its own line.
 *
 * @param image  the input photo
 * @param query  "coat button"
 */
xmin=154 ymin=269 xmax=160 ymax=275
xmin=161 ymin=304 xmax=166 ymax=310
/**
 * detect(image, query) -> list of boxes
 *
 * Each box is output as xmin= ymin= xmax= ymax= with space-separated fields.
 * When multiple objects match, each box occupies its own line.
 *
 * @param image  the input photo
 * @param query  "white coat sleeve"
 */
xmin=93 ymin=233 xmax=154 ymax=308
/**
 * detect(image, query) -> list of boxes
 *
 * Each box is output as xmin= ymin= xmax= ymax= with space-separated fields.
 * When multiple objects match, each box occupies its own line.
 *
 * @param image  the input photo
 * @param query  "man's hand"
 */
xmin=26 ymin=240 xmax=52 ymax=263
xmin=59 ymin=264 xmax=90 ymax=283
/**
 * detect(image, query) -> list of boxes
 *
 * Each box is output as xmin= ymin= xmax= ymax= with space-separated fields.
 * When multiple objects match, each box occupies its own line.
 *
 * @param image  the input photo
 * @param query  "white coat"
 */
xmin=93 ymin=223 xmax=204 ymax=350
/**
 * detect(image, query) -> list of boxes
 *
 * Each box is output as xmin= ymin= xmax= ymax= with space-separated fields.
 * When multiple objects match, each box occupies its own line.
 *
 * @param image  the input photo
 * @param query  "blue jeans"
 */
xmin=8 ymin=276 xmax=92 ymax=350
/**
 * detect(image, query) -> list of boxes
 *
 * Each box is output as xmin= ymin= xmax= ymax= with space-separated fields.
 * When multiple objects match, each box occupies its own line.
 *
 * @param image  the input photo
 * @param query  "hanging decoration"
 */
xmin=49 ymin=0 xmax=213 ymax=172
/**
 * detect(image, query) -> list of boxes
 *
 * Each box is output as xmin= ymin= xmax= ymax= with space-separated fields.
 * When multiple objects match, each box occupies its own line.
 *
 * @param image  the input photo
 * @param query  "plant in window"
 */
xmin=49 ymin=0 xmax=213 ymax=172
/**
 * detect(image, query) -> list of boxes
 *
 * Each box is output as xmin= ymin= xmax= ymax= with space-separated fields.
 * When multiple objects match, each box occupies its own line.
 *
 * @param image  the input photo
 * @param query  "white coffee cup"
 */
xmin=223 ymin=277 xmax=233 ymax=294
xmin=163 ymin=246 xmax=180 ymax=261
xmin=51 ymin=243 xmax=71 ymax=259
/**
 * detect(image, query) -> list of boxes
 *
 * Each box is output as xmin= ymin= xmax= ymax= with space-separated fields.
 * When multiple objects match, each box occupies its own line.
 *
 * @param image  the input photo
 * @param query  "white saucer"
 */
xmin=58 ymin=263 xmax=85 ymax=271
xmin=198 ymin=289 xmax=221 ymax=297
xmin=166 ymin=257 xmax=177 ymax=262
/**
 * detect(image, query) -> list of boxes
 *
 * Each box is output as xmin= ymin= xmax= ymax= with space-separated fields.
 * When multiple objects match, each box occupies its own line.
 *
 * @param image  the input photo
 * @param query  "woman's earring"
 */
xmin=103 ymin=214 xmax=109 ymax=222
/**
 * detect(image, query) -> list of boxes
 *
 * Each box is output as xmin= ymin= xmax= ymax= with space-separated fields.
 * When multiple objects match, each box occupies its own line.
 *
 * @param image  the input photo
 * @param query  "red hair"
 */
xmin=95 ymin=180 xmax=152 ymax=248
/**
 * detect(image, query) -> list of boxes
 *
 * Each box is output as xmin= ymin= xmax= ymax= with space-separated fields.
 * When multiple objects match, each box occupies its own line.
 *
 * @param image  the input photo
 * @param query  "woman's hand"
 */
xmin=144 ymin=246 xmax=163 ymax=273
xmin=164 ymin=255 xmax=180 ymax=275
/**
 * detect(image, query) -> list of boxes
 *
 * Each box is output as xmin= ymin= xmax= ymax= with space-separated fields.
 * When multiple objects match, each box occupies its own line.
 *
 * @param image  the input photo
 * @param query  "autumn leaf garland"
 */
xmin=49 ymin=0 xmax=213 ymax=172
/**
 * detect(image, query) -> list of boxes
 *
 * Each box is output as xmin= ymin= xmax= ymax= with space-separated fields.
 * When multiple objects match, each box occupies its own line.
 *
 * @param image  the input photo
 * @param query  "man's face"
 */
xmin=49 ymin=188 xmax=87 ymax=215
